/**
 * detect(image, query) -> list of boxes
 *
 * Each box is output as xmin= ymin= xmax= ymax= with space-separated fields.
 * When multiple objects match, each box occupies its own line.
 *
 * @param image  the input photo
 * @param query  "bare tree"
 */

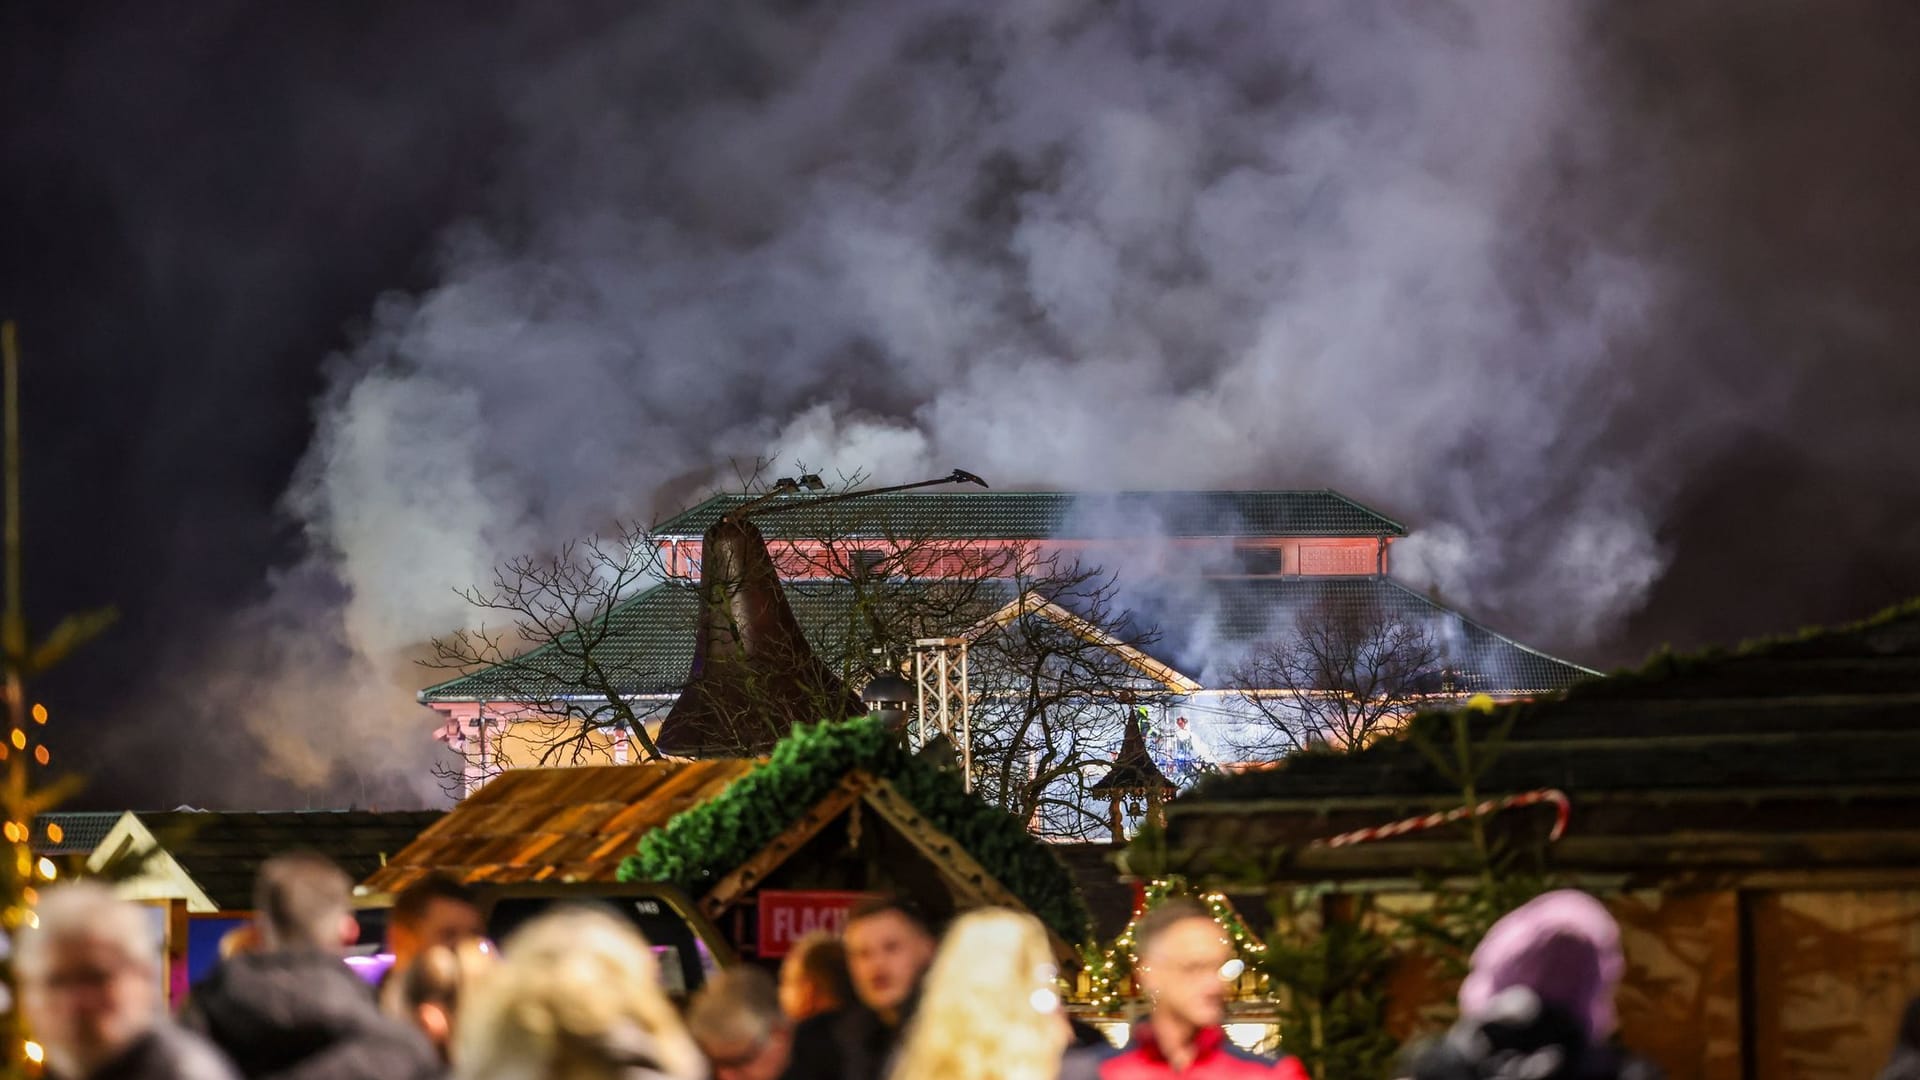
xmin=1227 ymin=596 xmax=1447 ymax=758
xmin=963 ymin=550 xmax=1178 ymax=839
xmin=424 ymin=521 xmax=672 ymax=792
xmin=426 ymin=469 xmax=1175 ymax=832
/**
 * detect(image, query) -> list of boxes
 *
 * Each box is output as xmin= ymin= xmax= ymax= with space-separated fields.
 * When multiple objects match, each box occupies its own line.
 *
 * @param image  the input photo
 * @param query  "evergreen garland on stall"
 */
xmin=1082 ymin=875 xmax=1268 ymax=1012
xmin=619 ymin=716 xmax=1092 ymax=943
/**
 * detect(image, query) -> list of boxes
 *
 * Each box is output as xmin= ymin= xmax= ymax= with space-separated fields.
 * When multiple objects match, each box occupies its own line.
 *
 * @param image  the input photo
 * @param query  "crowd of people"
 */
xmin=29 ymin=853 xmax=1895 ymax=1080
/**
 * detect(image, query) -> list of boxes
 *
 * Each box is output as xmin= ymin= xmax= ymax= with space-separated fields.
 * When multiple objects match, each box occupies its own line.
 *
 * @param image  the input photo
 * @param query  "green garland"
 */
xmin=1083 ymin=875 xmax=1268 ymax=1011
xmin=619 ymin=716 xmax=1092 ymax=943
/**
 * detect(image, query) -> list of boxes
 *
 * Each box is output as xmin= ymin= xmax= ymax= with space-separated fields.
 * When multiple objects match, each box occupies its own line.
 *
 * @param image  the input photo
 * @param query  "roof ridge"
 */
xmin=1320 ymin=488 xmax=1408 ymax=535
xmin=1380 ymin=578 xmax=1601 ymax=680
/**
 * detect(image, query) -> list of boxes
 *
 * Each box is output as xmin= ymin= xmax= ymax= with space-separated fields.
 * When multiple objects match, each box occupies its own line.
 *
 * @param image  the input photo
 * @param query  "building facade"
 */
xmin=421 ymin=489 xmax=1594 ymax=799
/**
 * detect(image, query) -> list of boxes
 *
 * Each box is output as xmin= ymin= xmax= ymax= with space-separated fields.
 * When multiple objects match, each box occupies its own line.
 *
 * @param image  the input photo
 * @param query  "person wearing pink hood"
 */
xmin=1405 ymin=890 xmax=1662 ymax=1080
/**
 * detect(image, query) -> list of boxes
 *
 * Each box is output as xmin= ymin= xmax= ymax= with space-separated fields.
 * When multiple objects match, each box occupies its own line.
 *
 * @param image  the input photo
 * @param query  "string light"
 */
xmin=29 ymin=704 xmax=45 ymax=725
xmin=1082 ymin=876 xmax=1270 ymax=1011
xmin=22 ymin=1041 xmax=41 ymax=1064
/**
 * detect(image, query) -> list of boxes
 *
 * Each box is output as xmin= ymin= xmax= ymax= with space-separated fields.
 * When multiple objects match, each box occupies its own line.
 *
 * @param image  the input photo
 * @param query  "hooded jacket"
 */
xmin=181 ymin=950 xmax=440 ymax=1080
xmin=1406 ymin=989 xmax=1661 ymax=1080
xmin=1412 ymin=891 xmax=1661 ymax=1080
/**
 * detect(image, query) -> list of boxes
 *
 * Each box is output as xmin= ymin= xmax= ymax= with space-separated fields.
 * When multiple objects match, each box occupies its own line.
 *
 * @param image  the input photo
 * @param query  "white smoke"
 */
xmin=227 ymin=1 xmax=1724 ymax=802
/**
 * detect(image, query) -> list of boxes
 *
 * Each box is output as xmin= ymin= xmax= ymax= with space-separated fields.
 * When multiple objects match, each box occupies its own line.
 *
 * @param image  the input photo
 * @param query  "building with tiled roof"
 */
xmin=422 ymin=489 xmax=1593 ymax=794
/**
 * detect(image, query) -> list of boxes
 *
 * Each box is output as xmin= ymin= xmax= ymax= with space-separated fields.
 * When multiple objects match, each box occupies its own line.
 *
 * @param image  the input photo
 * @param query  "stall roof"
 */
xmin=362 ymin=760 xmax=757 ymax=894
xmin=1162 ymin=600 xmax=1920 ymax=883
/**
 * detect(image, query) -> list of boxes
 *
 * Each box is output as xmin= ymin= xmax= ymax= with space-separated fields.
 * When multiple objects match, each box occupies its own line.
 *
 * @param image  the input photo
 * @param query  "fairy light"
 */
xmin=1082 ymin=877 xmax=1270 ymax=1012
xmin=36 ymin=858 xmax=54 ymax=881
xmin=22 ymin=1041 xmax=41 ymax=1064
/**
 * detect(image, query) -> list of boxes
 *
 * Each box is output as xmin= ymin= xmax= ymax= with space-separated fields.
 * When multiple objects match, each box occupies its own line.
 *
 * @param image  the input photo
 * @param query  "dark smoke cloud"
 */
xmin=8 ymin=2 xmax=1920 ymax=806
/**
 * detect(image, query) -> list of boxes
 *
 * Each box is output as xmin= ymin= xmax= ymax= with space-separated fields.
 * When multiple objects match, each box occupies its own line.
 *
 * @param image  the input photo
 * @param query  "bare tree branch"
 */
xmin=1226 ymin=596 xmax=1448 ymax=758
xmin=428 ymin=466 xmax=1171 ymax=834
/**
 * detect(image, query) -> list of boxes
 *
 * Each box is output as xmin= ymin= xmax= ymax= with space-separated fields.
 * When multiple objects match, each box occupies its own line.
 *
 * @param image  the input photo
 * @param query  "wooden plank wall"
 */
xmin=1321 ymin=885 xmax=1920 ymax=1079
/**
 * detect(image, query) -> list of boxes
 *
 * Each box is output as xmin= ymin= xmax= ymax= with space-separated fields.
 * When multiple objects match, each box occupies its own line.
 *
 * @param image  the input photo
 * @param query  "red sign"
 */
xmin=757 ymin=890 xmax=869 ymax=958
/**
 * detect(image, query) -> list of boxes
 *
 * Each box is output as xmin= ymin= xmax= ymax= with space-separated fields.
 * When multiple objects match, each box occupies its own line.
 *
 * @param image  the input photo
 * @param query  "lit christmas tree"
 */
xmin=1081 ymin=874 xmax=1268 ymax=1013
xmin=0 ymin=323 xmax=115 ymax=1072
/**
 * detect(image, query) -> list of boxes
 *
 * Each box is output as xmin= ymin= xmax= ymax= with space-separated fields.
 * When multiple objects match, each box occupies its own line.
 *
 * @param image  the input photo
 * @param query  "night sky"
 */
xmin=3 ymin=2 xmax=1919 ymax=809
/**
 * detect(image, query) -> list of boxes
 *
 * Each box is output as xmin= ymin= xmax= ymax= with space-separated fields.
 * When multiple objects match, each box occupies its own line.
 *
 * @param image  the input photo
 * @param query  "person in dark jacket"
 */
xmin=777 ymin=932 xmax=852 ymax=1023
xmin=1404 ymin=890 xmax=1661 ymax=1080
xmin=182 ymin=851 xmax=440 ymax=1080
xmin=19 ymin=883 xmax=240 ymax=1080
xmin=1090 ymin=899 xmax=1306 ymax=1080
xmin=1878 ymin=996 xmax=1920 ymax=1080
xmin=782 ymin=897 xmax=936 ymax=1080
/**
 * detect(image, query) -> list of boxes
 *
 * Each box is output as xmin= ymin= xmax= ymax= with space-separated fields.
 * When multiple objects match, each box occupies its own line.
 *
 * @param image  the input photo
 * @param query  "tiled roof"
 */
xmin=114 ymin=810 xmax=445 ymax=910
xmin=653 ymin=490 xmax=1406 ymax=540
xmin=34 ymin=811 xmax=123 ymax=856
xmin=1122 ymin=576 xmax=1597 ymax=696
xmin=422 ymin=575 xmax=1591 ymax=704
xmin=1162 ymin=600 xmax=1920 ymax=879
xmin=361 ymin=761 xmax=757 ymax=894
xmin=419 ymin=578 xmax=1016 ymax=703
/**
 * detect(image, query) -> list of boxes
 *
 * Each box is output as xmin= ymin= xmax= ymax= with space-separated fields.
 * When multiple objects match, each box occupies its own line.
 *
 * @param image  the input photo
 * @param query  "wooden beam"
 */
xmin=698 ymin=773 xmax=871 ymax=920
xmin=857 ymin=774 xmax=1079 ymax=962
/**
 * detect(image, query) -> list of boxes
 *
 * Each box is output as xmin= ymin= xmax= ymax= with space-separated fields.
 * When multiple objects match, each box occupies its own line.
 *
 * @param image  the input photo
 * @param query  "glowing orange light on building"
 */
xmin=30 ymin=704 xmax=45 ymax=725
xmin=32 ymin=746 xmax=46 ymax=766
xmin=44 ymin=823 xmax=60 ymax=844
xmin=9 ymin=730 xmax=24 ymax=751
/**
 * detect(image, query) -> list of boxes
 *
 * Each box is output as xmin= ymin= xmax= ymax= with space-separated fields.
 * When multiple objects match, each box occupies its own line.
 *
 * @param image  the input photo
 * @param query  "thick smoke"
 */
xmin=212 ymin=1 xmax=1920 ymax=802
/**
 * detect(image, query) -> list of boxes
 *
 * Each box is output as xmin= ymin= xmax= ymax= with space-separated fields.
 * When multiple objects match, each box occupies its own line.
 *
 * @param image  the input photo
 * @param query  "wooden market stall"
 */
xmin=363 ymin=720 xmax=1091 ymax=962
xmin=1159 ymin=600 xmax=1920 ymax=1080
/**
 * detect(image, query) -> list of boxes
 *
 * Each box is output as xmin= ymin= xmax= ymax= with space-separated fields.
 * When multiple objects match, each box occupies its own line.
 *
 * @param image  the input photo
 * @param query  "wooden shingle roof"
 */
xmin=361 ymin=761 xmax=757 ymax=894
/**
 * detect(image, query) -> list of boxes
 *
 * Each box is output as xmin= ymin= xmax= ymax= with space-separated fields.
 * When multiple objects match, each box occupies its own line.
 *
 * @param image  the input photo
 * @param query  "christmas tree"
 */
xmin=0 ymin=323 xmax=115 ymax=1071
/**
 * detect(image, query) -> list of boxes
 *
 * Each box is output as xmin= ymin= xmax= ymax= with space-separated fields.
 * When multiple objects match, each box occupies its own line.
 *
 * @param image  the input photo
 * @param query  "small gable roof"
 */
xmin=88 ymin=810 xmax=444 ymax=910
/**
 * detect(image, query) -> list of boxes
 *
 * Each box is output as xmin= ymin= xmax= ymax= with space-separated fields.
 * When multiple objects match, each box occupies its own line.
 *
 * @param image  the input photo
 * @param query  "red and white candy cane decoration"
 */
xmin=1309 ymin=788 xmax=1571 ymax=849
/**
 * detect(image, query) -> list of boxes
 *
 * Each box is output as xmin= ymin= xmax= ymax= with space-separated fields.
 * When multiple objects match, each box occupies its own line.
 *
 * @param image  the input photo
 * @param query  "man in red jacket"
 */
xmin=1099 ymin=898 xmax=1307 ymax=1080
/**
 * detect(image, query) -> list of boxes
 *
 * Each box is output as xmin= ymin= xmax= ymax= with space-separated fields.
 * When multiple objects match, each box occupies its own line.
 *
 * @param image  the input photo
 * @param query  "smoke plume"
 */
xmin=180 ymin=1 xmax=1920 ymax=803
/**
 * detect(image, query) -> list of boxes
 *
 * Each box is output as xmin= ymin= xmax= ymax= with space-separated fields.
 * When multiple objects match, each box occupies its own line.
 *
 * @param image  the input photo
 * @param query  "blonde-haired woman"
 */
xmin=893 ymin=908 xmax=1071 ymax=1080
xmin=455 ymin=906 xmax=706 ymax=1080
